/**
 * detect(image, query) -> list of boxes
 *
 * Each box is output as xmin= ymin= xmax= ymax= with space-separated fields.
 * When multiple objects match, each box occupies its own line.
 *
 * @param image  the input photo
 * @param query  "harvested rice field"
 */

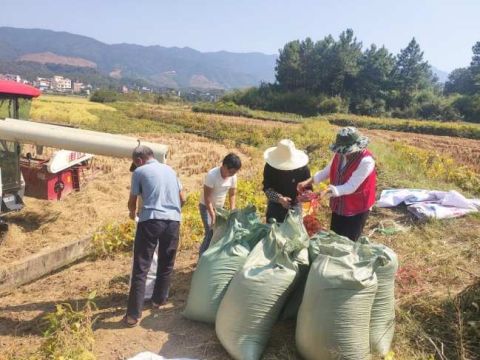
xmin=0 ymin=133 xmax=255 ymax=264
xmin=1 ymin=98 xmax=479 ymax=360
xmin=362 ymin=128 xmax=480 ymax=172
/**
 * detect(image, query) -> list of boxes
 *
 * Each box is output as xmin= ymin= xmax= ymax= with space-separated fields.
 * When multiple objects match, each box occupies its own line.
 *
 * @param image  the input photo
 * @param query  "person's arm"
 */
xmin=313 ymin=160 xmax=332 ymax=184
xmin=204 ymin=185 xmax=216 ymax=225
xmin=176 ymin=177 xmax=186 ymax=207
xmin=128 ymin=171 xmax=141 ymax=220
xmin=297 ymin=160 xmax=331 ymax=193
xmin=263 ymin=164 xmax=291 ymax=209
xmin=128 ymin=194 xmax=137 ymax=220
xmin=303 ymin=167 xmax=313 ymax=191
xmin=326 ymin=156 xmax=375 ymax=197
xmin=228 ymin=175 xmax=237 ymax=210
xmin=179 ymin=190 xmax=186 ymax=207
xmin=228 ymin=187 xmax=236 ymax=210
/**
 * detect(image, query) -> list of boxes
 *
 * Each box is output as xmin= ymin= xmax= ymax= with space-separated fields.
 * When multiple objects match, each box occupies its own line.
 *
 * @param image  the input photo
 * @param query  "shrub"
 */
xmin=352 ymin=98 xmax=387 ymax=116
xmin=317 ymin=96 xmax=347 ymax=114
xmin=32 ymin=292 xmax=97 ymax=360
xmin=91 ymin=221 xmax=136 ymax=257
xmin=454 ymin=95 xmax=480 ymax=123
xmin=90 ymin=89 xmax=118 ymax=103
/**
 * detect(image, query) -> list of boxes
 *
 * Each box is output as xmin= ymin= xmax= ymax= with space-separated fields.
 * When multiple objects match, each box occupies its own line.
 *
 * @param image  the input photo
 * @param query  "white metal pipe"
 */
xmin=0 ymin=118 xmax=168 ymax=162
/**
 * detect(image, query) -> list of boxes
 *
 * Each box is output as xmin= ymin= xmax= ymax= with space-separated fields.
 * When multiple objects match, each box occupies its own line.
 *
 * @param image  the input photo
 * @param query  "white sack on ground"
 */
xmin=377 ymin=189 xmax=480 ymax=219
xmin=183 ymin=206 xmax=267 ymax=323
xmin=216 ymin=210 xmax=309 ymax=360
xmin=296 ymin=239 xmax=382 ymax=360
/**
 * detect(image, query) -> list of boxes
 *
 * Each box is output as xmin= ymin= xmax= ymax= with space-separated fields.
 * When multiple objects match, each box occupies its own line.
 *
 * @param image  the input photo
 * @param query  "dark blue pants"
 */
xmin=198 ymin=203 xmax=213 ymax=256
xmin=330 ymin=211 xmax=369 ymax=242
xmin=127 ymin=219 xmax=180 ymax=320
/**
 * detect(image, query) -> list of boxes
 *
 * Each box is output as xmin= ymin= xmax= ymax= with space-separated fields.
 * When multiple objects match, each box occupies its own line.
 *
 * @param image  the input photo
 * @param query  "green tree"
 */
xmin=470 ymin=41 xmax=480 ymax=92
xmin=310 ymin=35 xmax=335 ymax=94
xmin=298 ymin=38 xmax=316 ymax=92
xmin=275 ymin=41 xmax=302 ymax=91
xmin=444 ymin=68 xmax=475 ymax=95
xmin=327 ymin=29 xmax=363 ymax=97
xmin=392 ymin=38 xmax=435 ymax=108
xmin=352 ymin=45 xmax=395 ymax=114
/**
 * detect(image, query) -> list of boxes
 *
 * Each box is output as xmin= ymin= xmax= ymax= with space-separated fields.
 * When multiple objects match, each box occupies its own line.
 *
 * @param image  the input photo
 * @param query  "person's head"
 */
xmin=131 ymin=145 xmax=154 ymax=169
xmin=329 ymin=127 xmax=369 ymax=156
xmin=220 ymin=153 xmax=242 ymax=178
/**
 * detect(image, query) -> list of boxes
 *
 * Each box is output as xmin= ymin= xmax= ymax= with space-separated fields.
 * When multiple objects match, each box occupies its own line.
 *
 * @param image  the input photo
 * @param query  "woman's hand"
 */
xmin=297 ymin=179 xmax=312 ymax=193
xmin=320 ymin=188 xmax=333 ymax=199
xmin=278 ymin=196 xmax=292 ymax=209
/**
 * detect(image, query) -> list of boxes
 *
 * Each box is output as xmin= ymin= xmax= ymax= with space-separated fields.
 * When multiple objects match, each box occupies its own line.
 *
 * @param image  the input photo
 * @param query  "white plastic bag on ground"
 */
xmin=183 ymin=206 xmax=267 ymax=323
xmin=296 ymin=239 xmax=382 ymax=360
xmin=144 ymin=247 xmax=158 ymax=299
xmin=216 ymin=210 xmax=309 ymax=360
xmin=128 ymin=352 xmax=197 ymax=360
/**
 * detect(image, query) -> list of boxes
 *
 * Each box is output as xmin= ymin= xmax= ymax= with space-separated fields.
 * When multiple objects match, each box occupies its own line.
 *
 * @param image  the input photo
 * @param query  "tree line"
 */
xmin=224 ymin=29 xmax=480 ymax=122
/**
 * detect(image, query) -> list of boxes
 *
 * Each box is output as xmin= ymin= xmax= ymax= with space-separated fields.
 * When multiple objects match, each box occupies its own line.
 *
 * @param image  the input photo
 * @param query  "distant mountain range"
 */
xmin=0 ymin=27 xmax=276 ymax=89
xmin=0 ymin=27 xmax=450 ymax=90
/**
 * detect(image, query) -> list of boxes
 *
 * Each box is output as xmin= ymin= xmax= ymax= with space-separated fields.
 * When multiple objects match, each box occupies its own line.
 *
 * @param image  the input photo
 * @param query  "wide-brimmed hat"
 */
xmin=329 ymin=127 xmax=369 ymax=154
xmin=263 ymin=139 xmax=309 ymax=171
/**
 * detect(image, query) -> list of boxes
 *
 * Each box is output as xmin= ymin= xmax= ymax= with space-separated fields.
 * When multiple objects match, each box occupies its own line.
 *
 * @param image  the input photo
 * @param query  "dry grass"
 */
xmin=364 ymin=206 xmax=480 ymax=359
xmin=363 ymin=129 xmax=480 ymax=173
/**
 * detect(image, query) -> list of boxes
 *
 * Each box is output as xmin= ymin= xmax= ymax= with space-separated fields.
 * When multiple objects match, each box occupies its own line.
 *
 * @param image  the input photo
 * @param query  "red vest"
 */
xmin=329 ymin=149 xmax=376 ymax=216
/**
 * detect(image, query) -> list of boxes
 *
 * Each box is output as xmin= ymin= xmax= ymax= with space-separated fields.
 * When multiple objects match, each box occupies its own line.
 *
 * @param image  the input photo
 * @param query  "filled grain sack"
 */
xmin=278 ymin=261 xmax=309 ymax=321
xmin=308 ymin=230 xmax=356 ymax=262
xmin=183 ymin=206 xmax=267 ymax=323
xmin=359 ymin=238 xmax=398 ymax=356
xmin=216 ymin=210 xmax=309 ymax=360
xmin=208 ymin=207 xmax=230 ymax=246
xmin=280 ymin=231 xmax=356 ymax=321
xmin=296 ymin=240 xmax=382 ymax=360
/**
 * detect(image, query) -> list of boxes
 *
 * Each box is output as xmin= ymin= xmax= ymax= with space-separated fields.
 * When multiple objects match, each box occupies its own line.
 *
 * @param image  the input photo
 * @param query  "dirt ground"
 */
xmin=0 ymin=248 xmax=298 ymax=360
xmin=0 ymin=133 xmax=254 ymax=263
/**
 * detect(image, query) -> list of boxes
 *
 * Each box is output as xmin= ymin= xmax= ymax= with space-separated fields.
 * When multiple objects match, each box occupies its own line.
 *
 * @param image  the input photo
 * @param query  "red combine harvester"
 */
xmin=0 ymin=80 xmax=94 ymax=201
xmin=0 ymin=79 xmax=168 ymax=234
xmin=20 ymin=149 xmax=94 ymax=200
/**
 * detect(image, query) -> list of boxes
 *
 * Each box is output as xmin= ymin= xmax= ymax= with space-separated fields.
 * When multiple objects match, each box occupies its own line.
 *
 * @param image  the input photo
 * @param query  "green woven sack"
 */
xmin=359 ymin=238 xmax=398 ymax=356
xmin=216 ymin=210 xmax=309 ymax=360
xmin=297 ymin=239 xmax=382 ymax=360
xmin=183 ymin=206 xmax=268 ymax=323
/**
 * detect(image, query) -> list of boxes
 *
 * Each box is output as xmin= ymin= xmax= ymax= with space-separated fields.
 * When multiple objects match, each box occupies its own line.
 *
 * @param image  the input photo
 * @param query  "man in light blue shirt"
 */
xmin=124 ymin=145 xmax=185 ymax=327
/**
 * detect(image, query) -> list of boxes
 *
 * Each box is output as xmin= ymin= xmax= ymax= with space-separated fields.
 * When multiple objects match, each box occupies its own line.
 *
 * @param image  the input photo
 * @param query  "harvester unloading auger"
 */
xmin=0 ymin=80 xmax=168 ymax=233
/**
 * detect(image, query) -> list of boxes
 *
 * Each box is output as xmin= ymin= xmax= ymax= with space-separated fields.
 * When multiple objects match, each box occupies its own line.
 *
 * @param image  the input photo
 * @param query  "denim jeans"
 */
xmin=198 ymin=203 xmax=213 ymax=256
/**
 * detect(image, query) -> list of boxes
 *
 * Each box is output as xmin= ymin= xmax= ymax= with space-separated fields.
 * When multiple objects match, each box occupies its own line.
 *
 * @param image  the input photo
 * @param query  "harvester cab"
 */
xmin=0 ymin=80 xmax=40 ymax=231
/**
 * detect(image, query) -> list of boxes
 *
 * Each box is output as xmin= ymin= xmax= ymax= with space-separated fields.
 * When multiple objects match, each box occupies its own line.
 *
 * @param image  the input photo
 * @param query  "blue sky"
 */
xmin=1 ymin=0 xmax=479 ymax=72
